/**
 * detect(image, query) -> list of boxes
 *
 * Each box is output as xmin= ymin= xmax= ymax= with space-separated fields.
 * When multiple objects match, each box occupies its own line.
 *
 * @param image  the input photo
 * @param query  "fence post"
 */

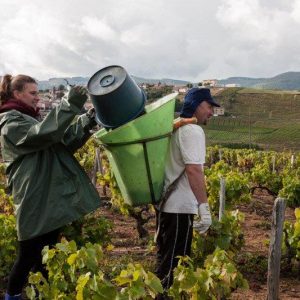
xmin=219 ymin=177 xmax=226 ymax=221
xmin=96 ymin=148 xmax=103 ymax=175
xmin=248 ymin=107 xmax=252 ymax=149
xmin=272 ymin=156 xmax=276 ymax=173
xmin=92 ymin=154 xmax=98 ymax=186
xmin=92 ymin=148 xmax=102 ymax=186
xmin=267 ymin=197 xmax=286 ymax=300
xmin=219 ymin=149 xmax=223 ymax=161
xmin=291 ymin=154 xmax=294 ymax=168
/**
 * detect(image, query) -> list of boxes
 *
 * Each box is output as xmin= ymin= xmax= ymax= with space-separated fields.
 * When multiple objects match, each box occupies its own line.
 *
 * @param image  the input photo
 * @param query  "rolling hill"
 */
xmin=218 ymin=72 xmax=300 ymax=90
xmin=37 ymin=71 xmax=300 ymax=91
xmin=205 ymin=87 xmax=300 ymax=150
xmin=37 ymin=76 xmax=189 ymax=90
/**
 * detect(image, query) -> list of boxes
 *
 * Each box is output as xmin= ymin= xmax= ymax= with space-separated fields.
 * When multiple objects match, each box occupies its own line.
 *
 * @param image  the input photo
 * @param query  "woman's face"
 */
xmin=13 ymin=83 xmax=40 ymax=109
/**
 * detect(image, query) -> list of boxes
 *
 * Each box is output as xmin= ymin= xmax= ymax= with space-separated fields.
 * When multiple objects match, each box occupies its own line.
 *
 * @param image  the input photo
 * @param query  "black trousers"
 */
xmin=7 ymin=229 xmax=60 ymax=295
xmin=155 ymin=211 xmax=194 ymax=290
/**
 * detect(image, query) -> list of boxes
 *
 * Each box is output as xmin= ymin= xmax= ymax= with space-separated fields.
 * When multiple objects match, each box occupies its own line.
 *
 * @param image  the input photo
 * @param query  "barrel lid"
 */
xmin=87 ymin=65 xmax=127 ymax=96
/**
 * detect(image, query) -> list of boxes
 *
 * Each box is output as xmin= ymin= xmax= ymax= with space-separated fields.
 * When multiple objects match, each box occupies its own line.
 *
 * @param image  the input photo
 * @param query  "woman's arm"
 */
xmin=1 ymin=87 xmax=87 ymax=154
xmin=62 ymin=111 xmax=97 ymax=153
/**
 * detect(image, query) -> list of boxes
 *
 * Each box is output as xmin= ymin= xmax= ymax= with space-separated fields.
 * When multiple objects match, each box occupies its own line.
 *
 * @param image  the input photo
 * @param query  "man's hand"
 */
xmin=193 ymin=203 xmax=212 ymax=234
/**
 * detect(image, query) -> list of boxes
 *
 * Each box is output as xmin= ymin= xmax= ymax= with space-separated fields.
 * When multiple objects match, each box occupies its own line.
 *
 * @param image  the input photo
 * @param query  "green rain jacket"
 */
xmin=0 ymin=97 xmax=101 ymax=241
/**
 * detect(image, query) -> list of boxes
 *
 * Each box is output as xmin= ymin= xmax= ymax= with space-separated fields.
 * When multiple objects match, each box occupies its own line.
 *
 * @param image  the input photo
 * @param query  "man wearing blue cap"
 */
xmin=155 ymin=88 xmax=220 ymax=296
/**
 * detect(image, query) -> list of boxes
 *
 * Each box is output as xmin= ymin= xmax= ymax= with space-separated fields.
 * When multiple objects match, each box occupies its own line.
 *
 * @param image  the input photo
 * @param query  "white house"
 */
xmin=213 ymin=107 xmax=225 ymax=116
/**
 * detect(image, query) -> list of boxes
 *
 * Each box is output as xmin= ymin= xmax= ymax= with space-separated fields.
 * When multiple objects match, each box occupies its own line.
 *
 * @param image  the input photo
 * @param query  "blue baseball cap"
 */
xmin=180 ymin=88 xmax=220 ymax=118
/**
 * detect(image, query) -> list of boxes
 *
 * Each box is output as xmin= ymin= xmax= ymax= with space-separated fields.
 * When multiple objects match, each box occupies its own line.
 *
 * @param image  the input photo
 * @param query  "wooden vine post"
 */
xmin=219 ymin=148 xmax=223 ymax=161
xmin=267 ymin=197 xmax=286 ymax=300
xmin=272 ymin=156 xmax=276 ymax=173
xmin=291 ymin=154 xmax=294 ymax=168
xmin=92 ymin=148 xmax=103 ymax=184
xmin=219 ymin=177 xmax=226 ymax=221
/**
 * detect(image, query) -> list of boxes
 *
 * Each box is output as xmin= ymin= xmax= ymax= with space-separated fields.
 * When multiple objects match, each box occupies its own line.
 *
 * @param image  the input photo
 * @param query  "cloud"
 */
xmin=217 ymin=0 xmax=285 ymax=51
xmin=0 ymin=0 xmax=300 ymax=81
xmin=81 ymin=16 xmax=117 ymax=41
xmin=214 ymin=0 xmax=300 ymax=77
xmin=292 ymin=0 xmax=300 ymax=22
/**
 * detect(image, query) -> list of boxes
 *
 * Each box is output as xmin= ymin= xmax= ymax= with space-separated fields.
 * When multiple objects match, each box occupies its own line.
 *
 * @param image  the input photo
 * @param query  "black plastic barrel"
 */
xmin=87 ymin=65 xmax=146 ymax=129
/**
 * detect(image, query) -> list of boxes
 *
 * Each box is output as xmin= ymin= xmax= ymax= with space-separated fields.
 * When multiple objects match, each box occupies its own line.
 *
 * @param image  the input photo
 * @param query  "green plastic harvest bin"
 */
xmin=94 ymin=93 xmax=177 ymax=206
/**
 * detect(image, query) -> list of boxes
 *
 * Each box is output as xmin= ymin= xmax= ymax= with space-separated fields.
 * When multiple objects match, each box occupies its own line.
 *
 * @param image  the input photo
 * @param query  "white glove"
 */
xmin=193 ymin=203 xmax=212 ymax=234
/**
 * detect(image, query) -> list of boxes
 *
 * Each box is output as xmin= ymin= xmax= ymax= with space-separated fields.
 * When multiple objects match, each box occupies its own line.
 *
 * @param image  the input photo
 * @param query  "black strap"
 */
xmin=157 ymin=169 xmax=185 ymax=211
xmin=154 ymin=169 xmax=185 ymax=243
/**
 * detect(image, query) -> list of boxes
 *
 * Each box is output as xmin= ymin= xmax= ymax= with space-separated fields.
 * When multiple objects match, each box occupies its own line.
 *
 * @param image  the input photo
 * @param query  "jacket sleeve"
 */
xmin=62 ymin=113 xmax=94 ymax=153
xmin=1 ymin=98 xmax=83 ymax=154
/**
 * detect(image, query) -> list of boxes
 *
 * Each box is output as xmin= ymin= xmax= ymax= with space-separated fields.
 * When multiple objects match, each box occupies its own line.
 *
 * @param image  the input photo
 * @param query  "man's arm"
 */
xmin=185 ymin=164 xmax=207 ymax=204
xmin=185 ymin=163 xmax=212 ymax=234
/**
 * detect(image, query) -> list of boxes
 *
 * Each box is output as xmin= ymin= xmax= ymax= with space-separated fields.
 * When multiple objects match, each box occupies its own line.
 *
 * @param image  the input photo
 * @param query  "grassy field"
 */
xmin=205 ymin=120 xmax=300 ymax=150
xmin=206 ymin=87 xmax=300 ymax=150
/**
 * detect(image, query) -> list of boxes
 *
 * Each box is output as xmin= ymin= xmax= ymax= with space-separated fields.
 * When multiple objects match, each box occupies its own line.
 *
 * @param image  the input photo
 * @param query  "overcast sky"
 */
xmin=1 ymin=0 xmax=300 ymax=82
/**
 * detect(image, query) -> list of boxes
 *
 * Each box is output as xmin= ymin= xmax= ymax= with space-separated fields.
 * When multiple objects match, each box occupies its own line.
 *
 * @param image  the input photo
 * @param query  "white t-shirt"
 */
xmin=162 ymin=124 xmax=206 ymax=214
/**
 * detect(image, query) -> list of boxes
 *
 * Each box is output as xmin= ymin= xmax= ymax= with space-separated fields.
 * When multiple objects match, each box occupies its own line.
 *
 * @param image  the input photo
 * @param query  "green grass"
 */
xmin=204 ymin=117 xmax=300 ymax=150
xmin=209 ymin=87 xmax=300 ymax=150
xmin=214 ymin=88 xmax=300 ymax=121
xmin=237 ymin=88 xmax=300 ymax=94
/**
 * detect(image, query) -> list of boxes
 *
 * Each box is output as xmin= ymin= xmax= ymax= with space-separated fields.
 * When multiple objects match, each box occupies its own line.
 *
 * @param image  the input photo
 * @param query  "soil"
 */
xmin=230 ymin=191 xmax=300 ymax=299
xmin=101 ymin=189 xmax=300 ymax=300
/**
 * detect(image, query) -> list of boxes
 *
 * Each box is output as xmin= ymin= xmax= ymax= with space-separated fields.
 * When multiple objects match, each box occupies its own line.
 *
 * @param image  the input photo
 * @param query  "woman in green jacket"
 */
xmin=0 ymin=74 xmax=101 ymax=300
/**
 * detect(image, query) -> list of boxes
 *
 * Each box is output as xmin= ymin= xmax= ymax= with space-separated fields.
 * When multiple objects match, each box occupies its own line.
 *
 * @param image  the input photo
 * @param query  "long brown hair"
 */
xmin=0 ymin=74 xmax=37 ymax=104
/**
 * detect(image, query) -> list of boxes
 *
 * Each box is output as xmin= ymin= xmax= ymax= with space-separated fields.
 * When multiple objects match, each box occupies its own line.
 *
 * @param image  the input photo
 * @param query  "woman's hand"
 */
xmin=67 ymin=86 xmax=88 ymax=108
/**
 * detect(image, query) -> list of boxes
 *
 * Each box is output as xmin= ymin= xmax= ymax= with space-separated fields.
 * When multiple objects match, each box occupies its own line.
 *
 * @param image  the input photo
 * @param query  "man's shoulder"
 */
xmin=178 ymin=123 xmax=204 ymax=137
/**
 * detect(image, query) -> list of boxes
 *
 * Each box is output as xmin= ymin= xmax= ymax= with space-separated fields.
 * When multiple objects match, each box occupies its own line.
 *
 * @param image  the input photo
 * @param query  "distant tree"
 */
xmin=175 ymin=98 xmax=183 ymax=112
xmin=146 ymin=85 xmax=173 ymax=103
xmin=56 ymin=91 xmax=65 ymax=99
xmin=198 ymin=82 xmax=203 ymax=87
xmin=186 ymin=83 xmax=193 ymax=88
xmin=58 ymin=84 xmax=65 ymax=91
